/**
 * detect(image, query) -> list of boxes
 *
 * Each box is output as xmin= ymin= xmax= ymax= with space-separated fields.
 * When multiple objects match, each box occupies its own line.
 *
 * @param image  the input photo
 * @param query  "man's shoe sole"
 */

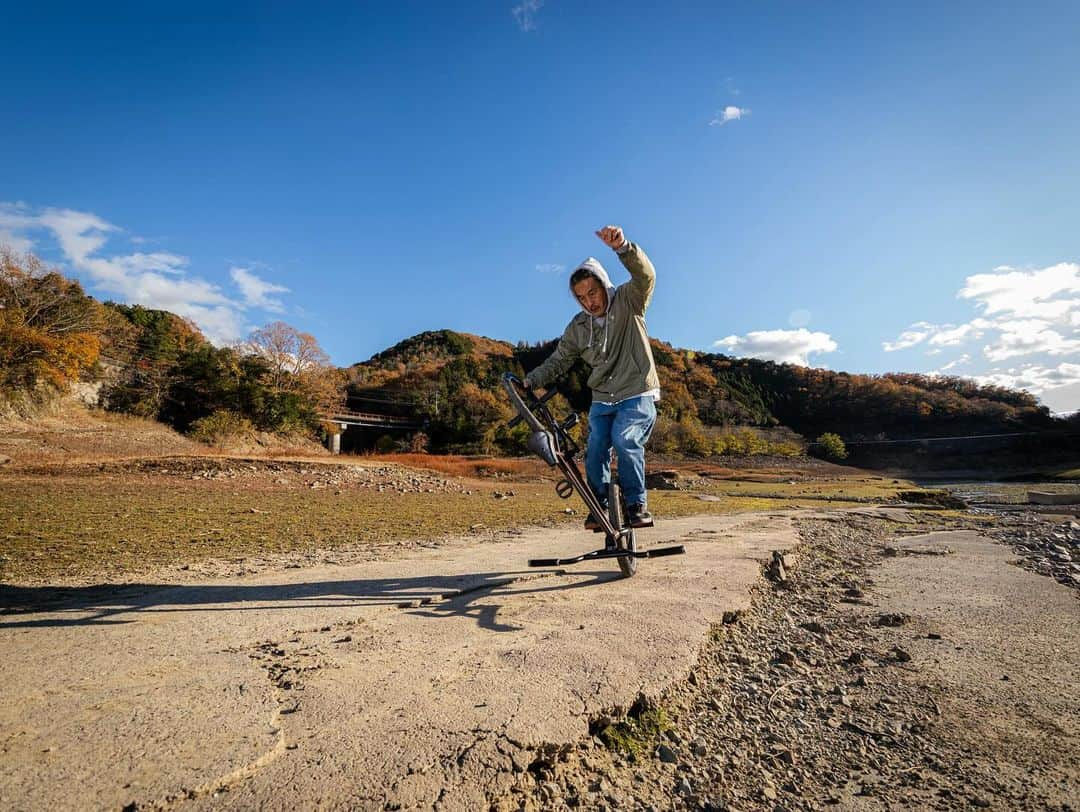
xmin=629 ymin=517 xmax=654 ymax=528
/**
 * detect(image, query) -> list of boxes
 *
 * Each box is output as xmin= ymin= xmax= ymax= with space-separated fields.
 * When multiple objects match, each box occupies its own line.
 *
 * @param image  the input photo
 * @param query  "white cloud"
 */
xmin=535 ymin=263 xmax=565 ymax=275
xmin=982 ymin=320 xmax=1080 ymax=362
xmin=0 ymin=202 xmax=290 ymax=345
xmin=928 ymin=321 xmax=988 ymax=347
xmin=231 ymin=266 xmax=289 ymax=312
xmin=0 ymin=204 xmax=41 ymax=255
xmin=885 ymin=262 xmax=1080 ymax=365
xmin=972 ymin=362 xmax=1080 ymax=397
xmin=710 ymin=106 xmax=750 ymax=126
xmin=882 ymin=321 xmax=935 ymax=351
xmin=930 ymin=353 xmax=971 ymax=373
xmin=714 ymin=328 xmax=838 ymax=367
xmin=0 ymin=228 xmax=34 ymax=255
xmin=960 ymin=262 xmax=1080 ymax=319
xmin=512 ymin=0 xmax=542 ymax=31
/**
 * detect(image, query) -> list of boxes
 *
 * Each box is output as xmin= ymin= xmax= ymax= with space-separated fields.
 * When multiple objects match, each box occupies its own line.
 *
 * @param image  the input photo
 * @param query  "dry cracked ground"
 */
xmin=1 ymin=446 xmax=1078 ymax=810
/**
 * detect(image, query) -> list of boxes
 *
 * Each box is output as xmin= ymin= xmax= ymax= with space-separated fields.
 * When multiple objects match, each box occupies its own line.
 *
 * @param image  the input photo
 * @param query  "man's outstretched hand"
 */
xmin=595 ymin=225 xmax=628 ymax=251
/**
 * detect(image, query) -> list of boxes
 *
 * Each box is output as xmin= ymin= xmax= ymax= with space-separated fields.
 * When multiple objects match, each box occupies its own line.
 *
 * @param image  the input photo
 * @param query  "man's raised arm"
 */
xmin=597 ymin=225 xmax=655 ymax=314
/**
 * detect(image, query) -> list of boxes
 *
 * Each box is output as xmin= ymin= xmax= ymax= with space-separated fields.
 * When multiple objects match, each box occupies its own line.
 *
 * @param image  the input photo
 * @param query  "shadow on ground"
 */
xmin=0 ymin=568 xmax=621 ymax=633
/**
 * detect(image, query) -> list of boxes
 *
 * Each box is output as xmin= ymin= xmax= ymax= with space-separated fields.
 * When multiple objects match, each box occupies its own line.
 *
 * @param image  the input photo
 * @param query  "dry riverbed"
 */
xmin=497 ymin=510 xmax=1079 ymax=811
xmin=0 ymin=455 xmax=898 ymax=585
xmin=1 ymin=439 xmax=1078 ymax=811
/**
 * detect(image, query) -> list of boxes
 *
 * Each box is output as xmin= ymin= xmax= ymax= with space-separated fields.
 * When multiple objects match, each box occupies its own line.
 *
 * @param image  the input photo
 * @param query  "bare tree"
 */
xmin=238 ymin=321 xmax=343 ymax=411
xmin=239 ymin=321 xmax=331 ymax=391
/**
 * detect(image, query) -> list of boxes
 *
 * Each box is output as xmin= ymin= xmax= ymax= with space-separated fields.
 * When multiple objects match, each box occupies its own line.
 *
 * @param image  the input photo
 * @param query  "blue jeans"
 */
xmin=586 ymin=395 xmax=656 ymax=509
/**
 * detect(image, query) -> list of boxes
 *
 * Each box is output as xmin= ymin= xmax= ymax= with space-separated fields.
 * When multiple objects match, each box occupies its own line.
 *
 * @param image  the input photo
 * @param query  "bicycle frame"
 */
xmin=501 ymin=373 xmax=686 ymax=568
xmin=501 ymin=373 xmax=627 ymax=542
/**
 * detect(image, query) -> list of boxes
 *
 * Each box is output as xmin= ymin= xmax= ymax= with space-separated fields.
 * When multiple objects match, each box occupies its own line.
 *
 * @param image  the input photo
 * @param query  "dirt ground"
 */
xmin=1 ymin=403 xmax=1078 ymax=810
xmin=497 ymin=512 xmax=1079 ymax=811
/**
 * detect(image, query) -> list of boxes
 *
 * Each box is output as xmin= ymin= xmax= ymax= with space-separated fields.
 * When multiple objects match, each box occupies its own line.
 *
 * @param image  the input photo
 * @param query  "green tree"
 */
xmin=814 ymin=432 xmax=848 ymax=461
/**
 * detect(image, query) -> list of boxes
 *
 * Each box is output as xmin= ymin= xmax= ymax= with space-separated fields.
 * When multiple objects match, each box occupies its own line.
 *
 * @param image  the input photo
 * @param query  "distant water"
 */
xmin=915 ymin=480 xmax=1080 ymax=505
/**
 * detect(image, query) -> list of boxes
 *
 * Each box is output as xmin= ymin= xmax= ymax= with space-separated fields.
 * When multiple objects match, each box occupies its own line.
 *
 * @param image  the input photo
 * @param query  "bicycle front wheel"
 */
xmin=608 ymin=478 xmax=638 ymax=578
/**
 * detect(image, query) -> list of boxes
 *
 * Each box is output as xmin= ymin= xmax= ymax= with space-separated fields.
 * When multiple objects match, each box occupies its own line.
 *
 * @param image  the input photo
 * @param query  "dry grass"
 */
xmin=0 ymin=470 xmax=571 ymax=583
xmin=356 ymin=453 xmax=547 ymax=480
xmin=0 ymin=457 xmax=915 ymax=585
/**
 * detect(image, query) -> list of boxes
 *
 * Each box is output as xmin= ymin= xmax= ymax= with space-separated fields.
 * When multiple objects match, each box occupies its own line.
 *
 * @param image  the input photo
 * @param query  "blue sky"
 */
xmin=3 ymin=2 xmax=1079 ymax=412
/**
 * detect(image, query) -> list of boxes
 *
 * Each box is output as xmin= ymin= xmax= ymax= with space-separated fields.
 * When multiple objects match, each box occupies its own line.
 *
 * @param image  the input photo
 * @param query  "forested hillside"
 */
xmin=1 ymin=251 xmax=340 ymax=444
xmin=2 ymin=250 xmax=1066 ymax=457
xmin=345 ymin=329 xmax=1063 ymax=455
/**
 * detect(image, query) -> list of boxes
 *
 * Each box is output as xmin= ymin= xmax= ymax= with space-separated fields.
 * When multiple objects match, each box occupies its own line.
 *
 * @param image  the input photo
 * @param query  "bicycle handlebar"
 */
xmin=502 ymin=373 xmax=558 ymax=431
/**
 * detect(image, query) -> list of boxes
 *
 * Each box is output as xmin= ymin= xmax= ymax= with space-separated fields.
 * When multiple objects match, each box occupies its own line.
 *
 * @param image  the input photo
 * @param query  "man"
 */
xmin=525 ymin=225 xmax=660 ymax=529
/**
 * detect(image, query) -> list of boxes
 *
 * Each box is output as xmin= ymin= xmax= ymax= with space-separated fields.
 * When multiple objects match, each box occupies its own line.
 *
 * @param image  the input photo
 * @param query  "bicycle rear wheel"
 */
xmin=608 ymin=478 xmax=638 ymax=578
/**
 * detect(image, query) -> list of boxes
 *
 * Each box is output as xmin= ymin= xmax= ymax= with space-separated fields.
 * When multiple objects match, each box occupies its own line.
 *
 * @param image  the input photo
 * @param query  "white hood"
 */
xmin=570 ymin=256 xmax=618 ymax=353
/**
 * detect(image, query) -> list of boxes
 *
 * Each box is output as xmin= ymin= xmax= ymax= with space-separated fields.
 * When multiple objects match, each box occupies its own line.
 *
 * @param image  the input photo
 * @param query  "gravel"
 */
xmin=497 ymin=512 xmax=1078 ymax=810
xmin=979 ymin=512 xmax=1080 ymax=590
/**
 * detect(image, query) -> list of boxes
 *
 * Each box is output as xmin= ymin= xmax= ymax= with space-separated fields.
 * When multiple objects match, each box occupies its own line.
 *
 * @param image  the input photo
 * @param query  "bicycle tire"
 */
xmin=609 ymin=478 xmax=638 ymax=578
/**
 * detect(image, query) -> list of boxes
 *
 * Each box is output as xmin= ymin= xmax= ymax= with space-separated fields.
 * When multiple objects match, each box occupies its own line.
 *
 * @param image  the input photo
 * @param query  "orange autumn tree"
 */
xmin=0 ymin=250 xmax=104 ymax=400
xmin=237 ymin=320 xmax=344 ymax=414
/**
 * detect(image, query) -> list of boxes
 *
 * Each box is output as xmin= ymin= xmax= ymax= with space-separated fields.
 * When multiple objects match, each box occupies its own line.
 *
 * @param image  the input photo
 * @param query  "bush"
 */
xmin=189 ymin=410 xmax=256 ymax=448
xmin=406 ymin=431 xmax=430 ymax=453
xmin=676 ymin=416 xmax=712 ymax=456
xmin=647 ymin=415 xmax=680 ymax=455
xmin=714 ymin=428 xmax=768 ymax=456
xmin=814 ymin=432 xmax=848 ymax=461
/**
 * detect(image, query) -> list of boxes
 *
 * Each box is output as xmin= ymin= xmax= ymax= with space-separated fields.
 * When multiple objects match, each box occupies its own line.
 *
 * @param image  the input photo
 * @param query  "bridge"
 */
xmin=322 ymin=409 xmax=424 ymax=454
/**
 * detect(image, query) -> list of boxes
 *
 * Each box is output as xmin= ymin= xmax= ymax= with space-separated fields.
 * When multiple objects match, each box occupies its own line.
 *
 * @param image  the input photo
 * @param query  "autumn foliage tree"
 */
xmin=235 ymin=321 xmax=345 ymax=428
xmin=0 ymin=250 xmax=104 ymax=406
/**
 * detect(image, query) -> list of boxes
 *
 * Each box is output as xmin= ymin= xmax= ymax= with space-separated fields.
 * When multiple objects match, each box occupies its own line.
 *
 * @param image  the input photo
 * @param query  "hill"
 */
xmin=343 ymin=328 xmax=1066 ymax=456
xmin=3 ymin=250 xmax=1069 ymax=459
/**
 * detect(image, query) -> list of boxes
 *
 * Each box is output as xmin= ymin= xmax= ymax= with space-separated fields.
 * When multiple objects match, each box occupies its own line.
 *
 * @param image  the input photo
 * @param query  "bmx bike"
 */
xmin=501 ymin=372 xmax=685 ymax=578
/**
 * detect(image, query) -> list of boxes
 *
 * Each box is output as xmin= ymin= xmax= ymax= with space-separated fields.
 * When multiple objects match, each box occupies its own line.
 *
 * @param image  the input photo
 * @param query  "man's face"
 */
xmin=572 ymin=276 xmax=608 ymax=317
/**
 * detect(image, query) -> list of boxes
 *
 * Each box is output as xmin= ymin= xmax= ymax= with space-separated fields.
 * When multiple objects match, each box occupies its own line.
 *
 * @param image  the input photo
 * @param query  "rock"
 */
xmin=657 ymin=743 xmax=679 ymax=764
xmin=801 ymin=621 xmax=829 ymax=635
xmin=876 ymin=613 xmax=910 ymax=627
xmin=897 ymin=489 xmax=968 ymax=509
xmin=766 ymin=551 xmax=789 ymax=583
xmin=646 ymin=470 xmax=681 ymax=490
xmin=892 ymin=647 xmax=912 ymax=663
xmin=774 ymin=649 xmax=797 ymax=667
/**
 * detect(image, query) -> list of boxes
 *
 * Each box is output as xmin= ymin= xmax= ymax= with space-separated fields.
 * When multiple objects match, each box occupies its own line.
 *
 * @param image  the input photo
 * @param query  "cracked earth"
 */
xmin=0 ymin=512 xmax=798 ymax=810
xmin=2 ymin=506 xmax=1077 ymax=811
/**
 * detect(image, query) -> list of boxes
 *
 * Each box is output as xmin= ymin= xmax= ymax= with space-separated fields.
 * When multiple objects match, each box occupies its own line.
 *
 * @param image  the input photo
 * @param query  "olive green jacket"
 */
xmin=525 ymin=242 xmax=660 ymax=403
